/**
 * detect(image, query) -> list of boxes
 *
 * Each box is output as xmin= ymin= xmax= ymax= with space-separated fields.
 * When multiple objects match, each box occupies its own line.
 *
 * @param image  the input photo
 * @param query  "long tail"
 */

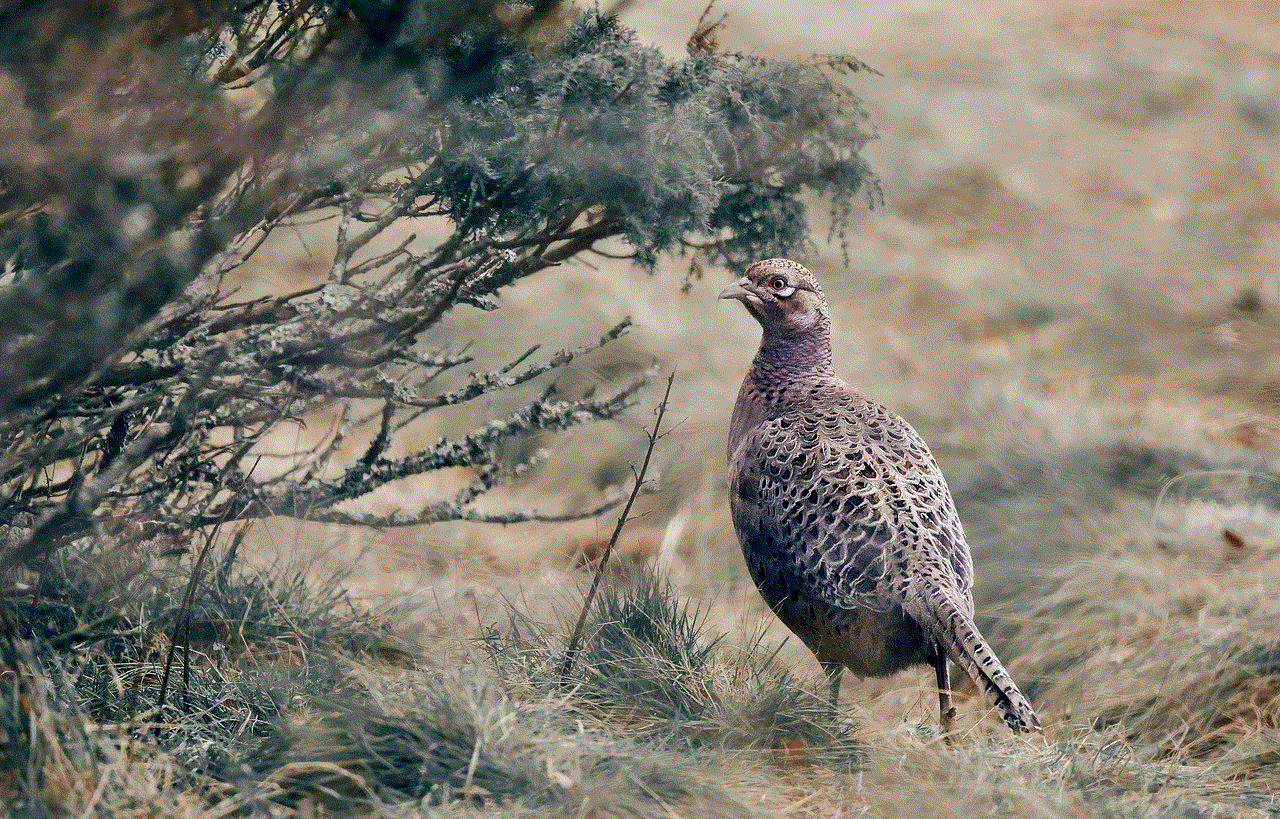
xmin=918 ymin=592 xmax=1040 ymax=733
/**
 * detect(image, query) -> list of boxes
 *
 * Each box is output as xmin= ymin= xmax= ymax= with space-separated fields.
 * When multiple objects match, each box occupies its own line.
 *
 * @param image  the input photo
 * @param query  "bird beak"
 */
xmin=718 ymin=277 xmax=756 ymax=303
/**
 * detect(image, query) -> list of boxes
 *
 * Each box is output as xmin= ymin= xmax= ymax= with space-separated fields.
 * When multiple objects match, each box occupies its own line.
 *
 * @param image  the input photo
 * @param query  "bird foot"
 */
xmin=940 ymin=705 xmax=957 ymax=746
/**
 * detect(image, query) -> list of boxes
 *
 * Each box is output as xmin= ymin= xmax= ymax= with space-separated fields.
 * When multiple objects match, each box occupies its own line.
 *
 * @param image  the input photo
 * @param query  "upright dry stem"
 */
xmin=559 ymin=371 xmax=676 ymax=681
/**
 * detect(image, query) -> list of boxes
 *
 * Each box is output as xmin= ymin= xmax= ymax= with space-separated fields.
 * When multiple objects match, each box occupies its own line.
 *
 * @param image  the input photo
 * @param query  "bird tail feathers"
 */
xmin=922 ymin=593 xmax=1040 ymax=733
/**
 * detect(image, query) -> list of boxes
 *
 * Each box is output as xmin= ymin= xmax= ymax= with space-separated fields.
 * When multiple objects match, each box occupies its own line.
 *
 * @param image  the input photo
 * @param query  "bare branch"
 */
xmin=294 ymin=497 xmax=623 ymax=528
xmin=198 ymin=377 xmax=645 ymax=525
xmin=560 ymin=371 xmax=676 ymax=681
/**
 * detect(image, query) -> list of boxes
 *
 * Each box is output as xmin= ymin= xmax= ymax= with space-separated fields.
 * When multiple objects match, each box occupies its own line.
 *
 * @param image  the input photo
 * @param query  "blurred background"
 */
xmin=238 ymin=0 xmax=1279 ymax=720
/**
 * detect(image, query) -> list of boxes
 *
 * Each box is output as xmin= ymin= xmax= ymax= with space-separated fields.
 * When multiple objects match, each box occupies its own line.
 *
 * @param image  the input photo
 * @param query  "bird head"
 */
xmin=718 ymin=258 xmax=828 ymax=336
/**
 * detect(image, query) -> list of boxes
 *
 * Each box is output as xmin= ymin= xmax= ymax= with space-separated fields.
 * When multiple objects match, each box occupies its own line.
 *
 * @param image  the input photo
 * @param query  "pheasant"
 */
xmin=720 ymin=258 xmax=1039 ymax=737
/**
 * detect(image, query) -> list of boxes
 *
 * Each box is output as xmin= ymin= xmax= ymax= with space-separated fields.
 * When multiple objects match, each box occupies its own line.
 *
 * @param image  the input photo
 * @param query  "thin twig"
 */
xmin=558 ymin=371 xmax=676 ymax=681
xmin=156 ymin=527 xmax=221 ymax=725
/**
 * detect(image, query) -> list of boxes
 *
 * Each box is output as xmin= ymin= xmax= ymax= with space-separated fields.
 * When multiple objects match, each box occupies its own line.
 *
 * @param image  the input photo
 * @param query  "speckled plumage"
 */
xmin=721 ymin=258 xmax=1039 ymax=735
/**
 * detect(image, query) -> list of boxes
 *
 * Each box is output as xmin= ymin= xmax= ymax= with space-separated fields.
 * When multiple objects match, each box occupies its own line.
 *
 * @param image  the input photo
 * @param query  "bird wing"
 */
xmin=729 ymin=386 xmax=973 ymax=615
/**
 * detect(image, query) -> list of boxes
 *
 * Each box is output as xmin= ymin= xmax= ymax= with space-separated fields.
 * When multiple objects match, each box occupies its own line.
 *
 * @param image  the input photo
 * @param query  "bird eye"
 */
xmin=768 ymin=276 xmax=795 ymax=297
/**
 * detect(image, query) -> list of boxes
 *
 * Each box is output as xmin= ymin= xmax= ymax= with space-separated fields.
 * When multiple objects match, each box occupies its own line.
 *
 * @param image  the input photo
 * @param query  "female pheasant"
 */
xmin=721 ymin=258 xmax=1038 ymax=736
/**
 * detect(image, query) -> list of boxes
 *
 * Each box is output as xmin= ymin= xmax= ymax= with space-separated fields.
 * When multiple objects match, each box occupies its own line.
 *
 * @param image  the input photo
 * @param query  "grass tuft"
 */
xmin=490 ymin=569 xmax=864 ymax=770
xmin=0 ymin=537 xmax=398 ymax=811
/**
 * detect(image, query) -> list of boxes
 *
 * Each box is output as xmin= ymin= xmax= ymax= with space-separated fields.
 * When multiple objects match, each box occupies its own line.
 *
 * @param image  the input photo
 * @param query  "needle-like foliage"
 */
xmin=0 ymin=0 xmax=879 ymax=570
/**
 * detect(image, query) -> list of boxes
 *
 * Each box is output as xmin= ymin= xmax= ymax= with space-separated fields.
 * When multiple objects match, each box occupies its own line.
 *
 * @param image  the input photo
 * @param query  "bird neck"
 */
xmin=750 ymin=319 xmax=834 ymax=391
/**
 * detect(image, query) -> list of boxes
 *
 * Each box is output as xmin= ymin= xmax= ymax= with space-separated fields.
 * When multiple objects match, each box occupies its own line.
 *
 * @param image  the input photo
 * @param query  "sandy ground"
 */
xmin=236 ymin=0 xmax=1280 ymax=733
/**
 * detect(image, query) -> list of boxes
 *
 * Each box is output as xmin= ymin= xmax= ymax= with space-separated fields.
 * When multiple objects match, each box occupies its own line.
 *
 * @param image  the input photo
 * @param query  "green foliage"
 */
xmin=0 ymin=0 xmax=879 ymax=571
xmin=418 ymin=12 xmax=879 ymax=269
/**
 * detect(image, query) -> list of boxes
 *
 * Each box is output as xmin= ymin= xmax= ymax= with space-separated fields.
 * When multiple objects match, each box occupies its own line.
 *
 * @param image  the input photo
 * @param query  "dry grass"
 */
xmin=6 ymin=0 xmax=1280 ymax=816
xmin=8 ymin=504 xmax=1280 ymax=817
xmin=1015 ymin=531 xmax=1280 ymax=766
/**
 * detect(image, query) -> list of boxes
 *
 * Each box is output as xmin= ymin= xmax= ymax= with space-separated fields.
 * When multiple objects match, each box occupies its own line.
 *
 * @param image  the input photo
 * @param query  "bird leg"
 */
xmin=934 ymin=654 xmax=956 ymax=745
xmin=822 ymin=661 xmax=842 ymax=707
